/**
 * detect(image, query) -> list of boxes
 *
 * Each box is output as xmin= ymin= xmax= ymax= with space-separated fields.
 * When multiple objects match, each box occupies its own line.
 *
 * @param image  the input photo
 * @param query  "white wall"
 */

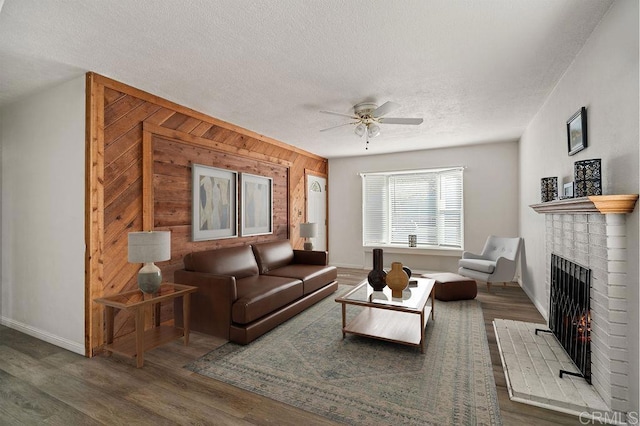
xmin=519 ymin=0 xmax=639 ymax=414
xmin=0 ymin=75 xmax=85 ymax=355
xmin=329 ymin=141 xmax=519 ymax=271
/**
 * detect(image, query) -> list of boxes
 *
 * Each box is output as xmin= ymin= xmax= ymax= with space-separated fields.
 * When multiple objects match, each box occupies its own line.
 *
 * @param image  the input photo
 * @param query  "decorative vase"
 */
xmin=386 ymin=262 xmax=409 ymax=298
xmin=403 ymin=266 xmax=412 ymax=279
xmin=367 ymin=248 xmax=387 ymax=291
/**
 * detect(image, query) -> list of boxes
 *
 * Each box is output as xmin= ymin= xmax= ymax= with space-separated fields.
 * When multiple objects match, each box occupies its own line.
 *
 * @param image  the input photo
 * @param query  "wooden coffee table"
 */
xmin=94 ymin=283 xmax=197 ymax=367
xmin=335 ymin=277 xmax=435 ymax=353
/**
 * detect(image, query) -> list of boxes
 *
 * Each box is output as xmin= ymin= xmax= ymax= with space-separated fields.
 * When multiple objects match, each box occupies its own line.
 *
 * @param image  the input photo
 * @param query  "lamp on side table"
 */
xmin=128 ymin=231 xmax=171 ymax=294
xmin=299 ymin=222 xmax=317 ymax=251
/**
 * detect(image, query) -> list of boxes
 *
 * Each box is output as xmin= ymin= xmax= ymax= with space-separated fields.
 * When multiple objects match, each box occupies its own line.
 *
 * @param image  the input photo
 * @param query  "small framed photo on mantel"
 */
xmin=567 ymin=107 xmax=587 ymax=156
xmin=563 ymin=182 xmax=574 ymax=199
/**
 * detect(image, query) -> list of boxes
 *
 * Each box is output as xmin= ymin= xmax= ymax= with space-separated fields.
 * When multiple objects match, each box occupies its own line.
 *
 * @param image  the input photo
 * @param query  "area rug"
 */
xmin=187 ymin=286 xmax=502 ymax=425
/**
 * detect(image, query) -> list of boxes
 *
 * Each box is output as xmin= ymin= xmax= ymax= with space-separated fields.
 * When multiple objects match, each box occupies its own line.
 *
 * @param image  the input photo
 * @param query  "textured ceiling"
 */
xmin=0 ymin=0 xmax=613 ymax=158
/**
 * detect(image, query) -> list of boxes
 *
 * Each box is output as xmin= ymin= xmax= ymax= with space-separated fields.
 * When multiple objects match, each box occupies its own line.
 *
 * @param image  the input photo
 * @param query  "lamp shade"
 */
xmin=299 ymin=222 xmax=318 ymax=238
xmin=128 ymin=231 xmax=171 ymax=263
xmin=354 ymin=123 xmax=366 ymax=137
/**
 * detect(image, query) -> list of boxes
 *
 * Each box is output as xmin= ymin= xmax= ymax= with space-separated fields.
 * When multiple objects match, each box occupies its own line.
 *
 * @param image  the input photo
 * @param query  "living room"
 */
xmin=1 ymin=0 xmax=638 ymax=424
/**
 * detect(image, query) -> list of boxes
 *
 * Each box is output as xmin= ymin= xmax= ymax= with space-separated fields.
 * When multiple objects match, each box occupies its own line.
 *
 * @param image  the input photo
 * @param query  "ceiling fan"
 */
xmin=320 ymin=101 xmax=423 ymax=149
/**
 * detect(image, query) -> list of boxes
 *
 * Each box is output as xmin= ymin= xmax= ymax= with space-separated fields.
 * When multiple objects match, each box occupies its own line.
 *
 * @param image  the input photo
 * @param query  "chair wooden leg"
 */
xmin=503 ymin=282 xmax=507 ymax=287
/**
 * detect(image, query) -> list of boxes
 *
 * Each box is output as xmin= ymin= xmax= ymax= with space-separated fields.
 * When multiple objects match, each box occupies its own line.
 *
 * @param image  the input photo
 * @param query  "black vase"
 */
xmin=368 ymin=249 xmax=387 ymax=291
xmin=403 ymin=266 xmax=412 ymax=279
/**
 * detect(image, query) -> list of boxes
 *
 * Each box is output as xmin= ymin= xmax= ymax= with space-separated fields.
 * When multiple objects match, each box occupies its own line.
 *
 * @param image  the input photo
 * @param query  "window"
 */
xmin=361 ymin=167 xmax=464 ymax=249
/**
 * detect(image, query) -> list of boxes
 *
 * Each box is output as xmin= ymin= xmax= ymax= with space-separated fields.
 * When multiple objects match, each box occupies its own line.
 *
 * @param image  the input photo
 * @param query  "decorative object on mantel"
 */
xmin=567 ymin=106 xmax=587 ymax=156
xmin=574 ymin=158 xmax=602 ymax=197
xmin=385 ymin=261 xmax=410 ymax=298
xmin=408 ymin=234 xmax=417 ymax=247
xmin=540 ymin=177 xmax=558 ymax=202
xmin=367 ymin=248 xmax=387 ymax=291
xmin=128 ymin=231 xmax=171 ymax=294
xmin=562 ymin=182 xmax=574 ymax=199
xmin=530 ymin=194 xmax=638 ymax=214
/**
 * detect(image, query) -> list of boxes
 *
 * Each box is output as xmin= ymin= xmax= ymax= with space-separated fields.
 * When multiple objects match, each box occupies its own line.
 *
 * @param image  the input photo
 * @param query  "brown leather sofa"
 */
xmin=174 ymin=240 xmax=338 ymax=344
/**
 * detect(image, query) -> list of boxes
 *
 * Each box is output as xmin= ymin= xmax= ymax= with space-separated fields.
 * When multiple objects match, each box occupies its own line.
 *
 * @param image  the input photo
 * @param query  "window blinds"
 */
xmin=361 ymin=168 xmax=463 ymax=248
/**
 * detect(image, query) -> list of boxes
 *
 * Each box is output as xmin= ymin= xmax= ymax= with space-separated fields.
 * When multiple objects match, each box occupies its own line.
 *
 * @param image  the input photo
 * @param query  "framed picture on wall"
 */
xmin=241 ymin=173 xmax=273 ymax=236
xmin=192 ymin=164 xmax=237 ymax=241
xmin=567 ymin=106 xmax=587 ymax=156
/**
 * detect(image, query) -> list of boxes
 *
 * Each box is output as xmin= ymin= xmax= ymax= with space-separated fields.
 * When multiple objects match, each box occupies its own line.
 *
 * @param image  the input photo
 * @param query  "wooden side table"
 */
xmin=94 ymin=283 xmax=197 ymax=368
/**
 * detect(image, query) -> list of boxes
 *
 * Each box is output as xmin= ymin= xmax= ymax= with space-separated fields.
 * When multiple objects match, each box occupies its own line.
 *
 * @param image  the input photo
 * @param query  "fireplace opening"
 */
xmin=536 ymin=253 xmax=591 ymax=383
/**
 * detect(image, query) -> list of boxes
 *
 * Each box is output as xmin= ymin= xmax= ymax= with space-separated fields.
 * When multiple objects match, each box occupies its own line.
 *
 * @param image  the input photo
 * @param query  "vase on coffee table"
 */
xmin=386 ymin=262 xmax=409 ymax=298
xmin=367 ymin=248 xmax=387 ymax=291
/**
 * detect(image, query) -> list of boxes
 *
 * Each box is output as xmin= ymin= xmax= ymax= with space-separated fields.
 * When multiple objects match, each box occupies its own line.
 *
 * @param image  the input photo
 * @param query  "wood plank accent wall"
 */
xmin=86 ymin=72 xmax=328 ymax=356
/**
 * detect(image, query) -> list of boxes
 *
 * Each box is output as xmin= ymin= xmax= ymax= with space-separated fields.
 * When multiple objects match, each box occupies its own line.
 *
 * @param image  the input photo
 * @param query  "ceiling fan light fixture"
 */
xmin=367 ymin=123 xmax=381 ymax=138
xmin=354 ymin=123 xmax=366 ymax=137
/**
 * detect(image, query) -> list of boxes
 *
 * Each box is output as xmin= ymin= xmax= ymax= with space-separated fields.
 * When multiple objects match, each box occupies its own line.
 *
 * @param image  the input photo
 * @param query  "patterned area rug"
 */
xmin=187 ymin=286 xmax=502 ymax=425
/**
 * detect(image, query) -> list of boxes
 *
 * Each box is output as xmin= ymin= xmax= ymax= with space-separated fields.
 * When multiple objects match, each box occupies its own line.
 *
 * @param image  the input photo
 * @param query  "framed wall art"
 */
xmin=567 ymin=106 xmax=587 ymax=156
xmin=192 ymin=164 xmax=237 ymax=241
xmin=241 ymin=173 xmax=273 ymax=236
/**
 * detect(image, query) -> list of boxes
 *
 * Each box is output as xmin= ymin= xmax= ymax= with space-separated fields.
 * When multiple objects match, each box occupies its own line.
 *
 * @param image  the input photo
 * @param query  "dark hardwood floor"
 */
xmin=0 ymin=268 xmax=584 ymax=425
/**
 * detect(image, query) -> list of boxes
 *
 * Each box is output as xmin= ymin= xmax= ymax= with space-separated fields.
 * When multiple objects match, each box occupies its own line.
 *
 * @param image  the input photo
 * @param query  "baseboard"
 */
xmin=519 ymin=282 xmax=548 ymax=321
xmin=0 ymin=316 xmax=85 ymax=355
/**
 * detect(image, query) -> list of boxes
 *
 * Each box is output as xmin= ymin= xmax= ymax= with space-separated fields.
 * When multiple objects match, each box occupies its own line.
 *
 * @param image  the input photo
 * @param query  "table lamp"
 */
xmin=128 ymin=231 xmax=171 ymax=294
xmin=299 ymin=222 xmax=317 ymax=251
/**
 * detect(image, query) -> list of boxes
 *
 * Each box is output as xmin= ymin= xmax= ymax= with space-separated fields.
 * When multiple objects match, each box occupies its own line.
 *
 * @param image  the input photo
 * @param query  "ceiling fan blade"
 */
xmin=372 ymin=101 xmax=400 ymax=118
xmin=319 ymin=110 xmax=359 ymax=119
xmin=319 ymin=122 xmax=356 ymax=132
xmin=378 ymin=117 xmax=424 ymax=125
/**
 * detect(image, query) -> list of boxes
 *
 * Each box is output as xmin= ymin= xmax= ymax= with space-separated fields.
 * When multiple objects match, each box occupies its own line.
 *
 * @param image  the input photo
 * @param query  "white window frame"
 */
xmin=360 ymin=167 xmax=464 ymax=252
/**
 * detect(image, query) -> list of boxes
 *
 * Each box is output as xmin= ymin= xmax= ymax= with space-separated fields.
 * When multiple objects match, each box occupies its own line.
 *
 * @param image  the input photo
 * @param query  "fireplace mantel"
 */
xmin=530 ymin=194 xmax=638 ymax=214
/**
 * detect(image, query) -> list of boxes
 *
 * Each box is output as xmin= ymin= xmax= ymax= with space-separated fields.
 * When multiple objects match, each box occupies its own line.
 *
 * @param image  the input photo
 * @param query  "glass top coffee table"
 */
xmin=335 ymin=277 xmax=436 ymax=353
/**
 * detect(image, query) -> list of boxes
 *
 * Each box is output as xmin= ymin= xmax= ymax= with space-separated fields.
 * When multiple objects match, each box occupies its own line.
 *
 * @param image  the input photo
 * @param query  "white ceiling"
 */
xmin=0 ymin=0 xmax=613 ymax=158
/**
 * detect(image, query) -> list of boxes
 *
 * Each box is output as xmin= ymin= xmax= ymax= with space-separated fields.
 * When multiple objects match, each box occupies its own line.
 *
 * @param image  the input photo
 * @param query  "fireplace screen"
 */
xmin=538 ymin=253 xmax=591 ymax=383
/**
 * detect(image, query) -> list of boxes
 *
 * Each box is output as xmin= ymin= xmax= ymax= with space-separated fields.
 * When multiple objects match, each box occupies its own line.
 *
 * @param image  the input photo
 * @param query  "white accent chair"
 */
xmin=458 ymin=236 xmax=522 ymax=292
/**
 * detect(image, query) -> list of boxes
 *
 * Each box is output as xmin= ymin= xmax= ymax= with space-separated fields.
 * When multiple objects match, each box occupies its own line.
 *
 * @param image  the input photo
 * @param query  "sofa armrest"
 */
xmin=488 ymin=256 xmax=518 ymax=283
xmin=173 ymin=270 xmax=238 ymax=340
xmin=461 ymin=251 xmax=485 ymax=260
xmin=292 ymin=249 xmax=328 ymax=266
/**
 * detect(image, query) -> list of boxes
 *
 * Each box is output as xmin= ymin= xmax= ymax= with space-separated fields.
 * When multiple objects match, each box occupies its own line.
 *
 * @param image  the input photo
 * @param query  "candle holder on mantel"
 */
xmin=574 ymin=159 xmax=602 ymax=197
xmin=540 ymin=177 xmax=558 ymax=202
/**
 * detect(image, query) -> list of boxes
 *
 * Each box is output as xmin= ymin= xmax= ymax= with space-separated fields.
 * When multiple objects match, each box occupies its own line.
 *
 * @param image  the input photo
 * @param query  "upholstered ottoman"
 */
xmin=421 ymin=272 xmax=477 ymax=301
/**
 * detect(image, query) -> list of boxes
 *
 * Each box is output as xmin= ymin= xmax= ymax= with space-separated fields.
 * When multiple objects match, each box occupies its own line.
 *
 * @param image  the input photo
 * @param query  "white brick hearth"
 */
xmin=494 ymin=319 xmax=613 ymax=419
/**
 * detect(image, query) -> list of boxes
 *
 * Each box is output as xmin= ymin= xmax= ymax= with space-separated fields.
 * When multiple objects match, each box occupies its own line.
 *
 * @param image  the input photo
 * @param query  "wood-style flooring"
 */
xmin=0 ymin=268 xmax=585 ymax=425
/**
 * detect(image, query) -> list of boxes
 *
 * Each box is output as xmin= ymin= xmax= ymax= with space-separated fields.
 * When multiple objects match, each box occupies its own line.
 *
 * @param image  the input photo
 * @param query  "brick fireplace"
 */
xmin=533 ymin=195 xmax=639 ymax=414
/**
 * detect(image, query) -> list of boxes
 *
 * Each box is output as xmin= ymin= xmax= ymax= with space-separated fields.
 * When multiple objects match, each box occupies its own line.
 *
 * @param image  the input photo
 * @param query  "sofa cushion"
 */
xmin=184 ymin=245 xmax=259 ymax=279
xmin=458 ymin=259 xmax=495 ymax=274
xmin=252 ymin=240 xmax=294 ymax=273
xmin=265 ymin=264 xmax=337 ymax=295
xmin=232 ymin=275 xmax=303 ymax=324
